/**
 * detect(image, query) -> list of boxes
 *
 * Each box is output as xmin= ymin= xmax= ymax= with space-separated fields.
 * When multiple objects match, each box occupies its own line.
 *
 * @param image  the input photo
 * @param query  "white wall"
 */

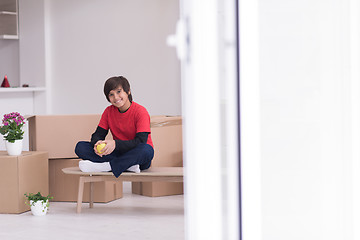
xmin=259 ymin=0 xmax=353 ymax=239
xmin=19 ymin=0 xmax=46 ymax=89
xmin=0 ymin=0 xmax=180 ymax=150
xmin=45 ymin=0 xmax=181 ymax=116
xmin=0 ymin=40 xmax=19 ymax=87
xmin=0 ymin=22 xmax=22 ymax=151
xmin=3 ymin=0 xmax=181 ymax=116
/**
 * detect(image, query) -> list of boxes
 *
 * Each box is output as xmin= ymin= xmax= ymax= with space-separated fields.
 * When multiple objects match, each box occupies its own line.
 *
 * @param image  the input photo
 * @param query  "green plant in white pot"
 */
xmin=24 ymin=192 xmax=53 ymax=216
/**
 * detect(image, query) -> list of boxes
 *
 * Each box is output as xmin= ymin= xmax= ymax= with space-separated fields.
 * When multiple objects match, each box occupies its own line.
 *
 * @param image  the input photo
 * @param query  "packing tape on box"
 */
xmin=150 ymin=118 xmax=182 ymax=128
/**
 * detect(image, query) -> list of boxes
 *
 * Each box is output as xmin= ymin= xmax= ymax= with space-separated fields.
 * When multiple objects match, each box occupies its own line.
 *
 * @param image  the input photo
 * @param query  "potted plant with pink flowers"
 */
xmin=0 ymin=112 xmax=26 ymax=155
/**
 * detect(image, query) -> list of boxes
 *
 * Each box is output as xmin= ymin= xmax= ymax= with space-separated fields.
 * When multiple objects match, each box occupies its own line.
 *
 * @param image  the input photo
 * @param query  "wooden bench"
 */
xmin=62 ymin=167 xmax=184 ymax=213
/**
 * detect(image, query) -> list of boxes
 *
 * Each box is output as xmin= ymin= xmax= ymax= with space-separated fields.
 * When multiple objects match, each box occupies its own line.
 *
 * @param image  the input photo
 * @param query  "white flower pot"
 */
xmin=30 ymin=200 xmax=49 ymax=216
xmin=5 ymin=140 xmax=23 ymax=156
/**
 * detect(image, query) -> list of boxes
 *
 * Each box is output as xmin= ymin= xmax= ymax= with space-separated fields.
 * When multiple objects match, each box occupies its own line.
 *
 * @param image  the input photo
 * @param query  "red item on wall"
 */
xmin=1 ymin=75 xmax=10 ymax=87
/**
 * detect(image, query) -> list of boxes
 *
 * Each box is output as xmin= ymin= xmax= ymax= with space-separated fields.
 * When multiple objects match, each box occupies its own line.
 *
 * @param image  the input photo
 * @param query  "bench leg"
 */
xmin=89 ymin=182 xmax=94 ymax=208
xmin=77 ymin=176 xmax=85 ymax=213
xmin=75 ymin=175 xmax=113 ymax=213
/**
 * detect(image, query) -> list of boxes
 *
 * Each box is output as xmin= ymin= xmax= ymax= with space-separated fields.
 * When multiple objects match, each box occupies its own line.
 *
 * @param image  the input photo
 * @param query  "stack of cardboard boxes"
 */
xmin=132 ymin=115 xmax=183 ymax=196
xmin=0 ymin=151 xmax=49 ymax=213
xmin=27 ymin=114 xmax=183 ymax=201
xmin=28 ymin=115 xmax=122 ymax=202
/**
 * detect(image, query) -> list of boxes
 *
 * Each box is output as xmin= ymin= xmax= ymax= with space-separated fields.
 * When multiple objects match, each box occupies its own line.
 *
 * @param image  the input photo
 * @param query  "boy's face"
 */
xmin=108 ymin=86 xmax=131 ymax=112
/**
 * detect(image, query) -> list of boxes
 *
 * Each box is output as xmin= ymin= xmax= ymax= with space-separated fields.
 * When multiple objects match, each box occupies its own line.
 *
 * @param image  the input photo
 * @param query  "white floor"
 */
xmin=0 ymin=183 xmax=184 ymax=240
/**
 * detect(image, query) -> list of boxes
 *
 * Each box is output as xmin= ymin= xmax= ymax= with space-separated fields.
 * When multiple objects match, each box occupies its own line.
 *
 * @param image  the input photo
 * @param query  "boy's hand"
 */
xmin=94 ymin=140 xmax=115 ymax=156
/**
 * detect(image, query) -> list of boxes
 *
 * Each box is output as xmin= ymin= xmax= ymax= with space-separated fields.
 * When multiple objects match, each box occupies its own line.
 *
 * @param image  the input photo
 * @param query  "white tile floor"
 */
xmin=0 ymin=183 xmax=184 ymax=240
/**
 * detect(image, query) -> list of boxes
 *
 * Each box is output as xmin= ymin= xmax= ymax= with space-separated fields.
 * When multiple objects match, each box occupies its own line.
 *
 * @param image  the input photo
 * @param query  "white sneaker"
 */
xmin=126 ymin=164 xmax=140 ymax=173
xmin=79 ymin=160 xmax=111 ymax=172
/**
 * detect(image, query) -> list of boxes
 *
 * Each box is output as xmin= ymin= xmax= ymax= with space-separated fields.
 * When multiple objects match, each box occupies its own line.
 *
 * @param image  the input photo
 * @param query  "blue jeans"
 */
xmin=75 ymin=141 xmax=154 ymax=178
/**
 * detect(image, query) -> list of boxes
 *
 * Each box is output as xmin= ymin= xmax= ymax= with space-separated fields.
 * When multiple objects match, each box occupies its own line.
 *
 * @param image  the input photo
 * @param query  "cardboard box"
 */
xmin=27 ymin=114 xmax=112 ymax=159
xmin=27 ymin=114 xmax=183 ymax=199
xmin=27 ymin=114 xmax=119 ymax=202
xmin=0 ymin=151 xmax=49 ymax=214
xmin=132 ymin=116 xmax=184 ymax=197
xmin=49 ymin=159 xmax=123 ymax=202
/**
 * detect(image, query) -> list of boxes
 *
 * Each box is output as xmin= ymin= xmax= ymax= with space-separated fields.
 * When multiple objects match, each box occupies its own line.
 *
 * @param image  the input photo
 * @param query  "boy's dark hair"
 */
xmin=104 ymin=76 xmax=133 ymax=102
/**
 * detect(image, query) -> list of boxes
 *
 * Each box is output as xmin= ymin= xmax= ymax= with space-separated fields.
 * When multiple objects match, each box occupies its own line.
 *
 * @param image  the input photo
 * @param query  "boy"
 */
xmin=75 ymin=76 xmax=154 ymax=178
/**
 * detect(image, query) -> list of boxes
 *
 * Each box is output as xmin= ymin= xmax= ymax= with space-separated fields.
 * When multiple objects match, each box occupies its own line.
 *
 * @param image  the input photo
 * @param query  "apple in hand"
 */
xmin=96 ymin=143 xmax=106 ymax=154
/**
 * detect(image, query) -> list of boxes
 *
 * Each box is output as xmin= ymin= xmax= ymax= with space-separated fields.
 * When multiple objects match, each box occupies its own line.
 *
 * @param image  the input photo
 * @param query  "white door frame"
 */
xmin=175 ymin=0 xmax=262 ymax=239
xmin=350 ymin=0 xmax=360 ymax=239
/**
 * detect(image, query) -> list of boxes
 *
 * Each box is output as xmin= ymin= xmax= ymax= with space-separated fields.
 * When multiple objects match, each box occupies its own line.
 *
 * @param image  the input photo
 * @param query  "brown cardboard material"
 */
xmin=27 ymin=114 xmax=182 ymax=198
xmin=0 ymin=151 xmax=49 ymax=214
xmin=49 ymin=159 xmax=123 ymax=202
xmin=132 ymin=115 xmax=184 ymax=197
xmin=27 ymin=115 xmax=112 ymax=159
xmin=27 ymin=114 xmax=120 ymax=202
